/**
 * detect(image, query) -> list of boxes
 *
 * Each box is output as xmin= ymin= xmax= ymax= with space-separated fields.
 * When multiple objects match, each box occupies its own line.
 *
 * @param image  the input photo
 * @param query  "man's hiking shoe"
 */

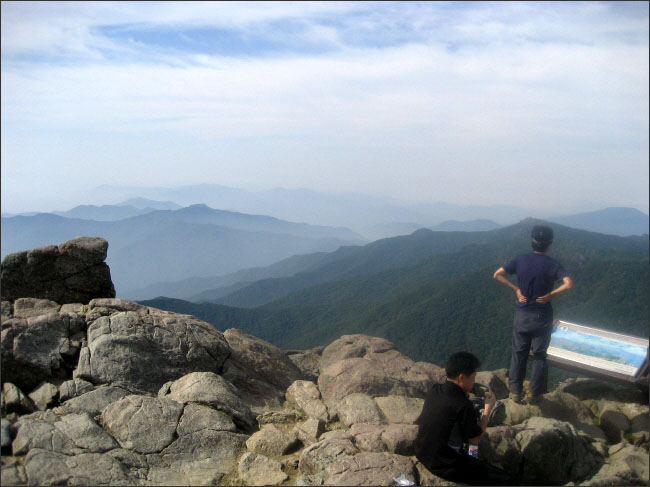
xmin=508 ymin=393 xmax=523 ymax=404
xmin=524 ymin=395 xmax=542 ymax=405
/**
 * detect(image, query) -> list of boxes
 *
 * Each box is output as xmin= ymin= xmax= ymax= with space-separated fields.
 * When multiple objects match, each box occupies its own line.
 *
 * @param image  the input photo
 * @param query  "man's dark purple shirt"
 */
xmin=503 ymin=252 xmax=568 ymax=313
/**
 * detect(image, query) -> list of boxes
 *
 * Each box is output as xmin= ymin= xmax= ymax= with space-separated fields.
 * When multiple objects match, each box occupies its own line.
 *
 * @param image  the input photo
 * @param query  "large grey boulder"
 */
xmin=151 ymin=413 xmax=249 ymax=485
xmin=56 ymin=385 xmax=129 ymax=416
xmin=479 ymin=425 xmax=524 ymax=476
xmin=159 ymin=371 xmax=255 ymax=431
xmin=537 ymin=391 xmax=596 ymax=425
xmin=12 ymin=411 xmax=118 ymax=456
xmin=178 ymin=402 xmax=238 ymax=434
xmin=595 ymin=400 xmax=649 ymax=445
xmin=295 ymin=418 xmax=326 ymax=445
xmin=1 ymin=382 xmax=36 ymax=415
xmin=0 ymin=237 xmax=115 ymax=304
xmin=374 ymin=396 xmax=424 ymax=424
xmin=413 ymin=361 xmax=447 ymax=385
xmin=140 ymin=399 xmax=248 ymax=485
xmin=238 ymin=452 xmax=288 ymax=486
xmin=58 ymin=378 xmax=94 ymax=403
xmin=1 ymin=312 xmax=82 ymax=391
xmin=582 ymin=442 xmax=649 ymax=486
xmin=23 ymin=448 xmax=135 ymax=486
xmin=100 ymin=395 xmax=184 ymax=454
xmin=620 ymin=403 xmax=650 ymax=433
xmin=286 ymin=380 xmax=329 ymax=422
xmin=299 ymin=430 xmax=359 ymax=477
xmin=222 ymin=329 xmax=304 ymax=409
xmin=324 ymin=452 xmax=417 ymax=486
xmin=534 ymin=391 xmax=607 ymax=443
xmin=317 ymin=335 xmax=433 ymax=406
xmin=350 ymin=423 xmax=388 ymax=452
xmin=336 ymin=393 xmax=386 ymax=427
xmin=599 ymin=401 xmax=631 ymax=444
xmin=380 ymin=424 xmax=419 ymax=455
xmin=287 ymin=346 xmax=324 ymax=382
xmin=349 ymin=423 xmax=419 ymax=455
xmin=257 ymin=410 xmax=302 ymax=426
xmin=75 ymin=307 xmax=231 ymax=394
xmin=27 ymin=382 xmax=59 ymax=411
xmin=516 ymin=417 xmax=601 ymax=485
xmin=483 ymin=417 xmax=608 ymax=483
xmin=319 ymin=334 xmax=397 ymax=370
xmin=556 ymin=377 xmax=648 ymax=404
xmin=12 ymin=298 xmax=60 ymax=319
xmin=502 ymin=398 xmax=542 ymax=426
xmin=246 ymin=424 xmax=299 ymax=457
xmin=0 ymin=461 xmax=27 ymax=486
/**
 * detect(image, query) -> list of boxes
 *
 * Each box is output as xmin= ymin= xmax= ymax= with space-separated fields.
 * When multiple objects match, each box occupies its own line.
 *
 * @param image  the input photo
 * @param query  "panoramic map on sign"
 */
xmin=548 ymin=320 xmax=649 ymax=378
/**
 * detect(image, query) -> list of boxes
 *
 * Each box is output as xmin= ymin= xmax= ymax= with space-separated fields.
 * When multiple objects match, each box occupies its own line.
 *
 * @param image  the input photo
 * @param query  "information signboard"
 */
xmin=546 ymin=320 xmax=649 ymax=386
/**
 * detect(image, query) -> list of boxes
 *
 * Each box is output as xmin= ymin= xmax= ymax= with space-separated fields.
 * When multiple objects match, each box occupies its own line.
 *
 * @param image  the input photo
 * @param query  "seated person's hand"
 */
xmin=485 ymin=391 xmax=496 ymax=410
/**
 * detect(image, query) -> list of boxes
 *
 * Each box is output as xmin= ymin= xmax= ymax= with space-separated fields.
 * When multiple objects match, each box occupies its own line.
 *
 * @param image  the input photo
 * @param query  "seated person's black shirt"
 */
xmin=414 ymin=381 xmax=482 ymax=471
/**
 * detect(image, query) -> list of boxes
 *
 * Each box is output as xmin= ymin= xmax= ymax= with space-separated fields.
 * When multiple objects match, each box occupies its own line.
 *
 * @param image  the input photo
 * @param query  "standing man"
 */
xmin=414 ymin=352 xmax=514 ymax=485
xmin=493 ymin=224 xmax=573 ymax=404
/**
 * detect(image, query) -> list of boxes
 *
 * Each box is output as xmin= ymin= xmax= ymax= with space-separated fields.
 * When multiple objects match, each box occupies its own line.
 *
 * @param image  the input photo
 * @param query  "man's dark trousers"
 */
xmin=431 ymin=454 xmax=515 ymax=485
xmin=509 ymin=309 xmax=553 ymax=397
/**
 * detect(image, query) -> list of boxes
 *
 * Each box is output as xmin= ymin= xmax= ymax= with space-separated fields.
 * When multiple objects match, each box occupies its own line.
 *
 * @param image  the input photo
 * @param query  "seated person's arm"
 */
xmin=467 ymin=392 xmax=495 ymax=445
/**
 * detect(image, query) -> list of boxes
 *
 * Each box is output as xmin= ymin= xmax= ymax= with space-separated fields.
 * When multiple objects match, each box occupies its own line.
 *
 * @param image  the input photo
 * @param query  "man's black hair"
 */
xmin=445 ymin=351 xmax=481 ymax=379
xmin=531 ymin=225 xmax=554 ymax=252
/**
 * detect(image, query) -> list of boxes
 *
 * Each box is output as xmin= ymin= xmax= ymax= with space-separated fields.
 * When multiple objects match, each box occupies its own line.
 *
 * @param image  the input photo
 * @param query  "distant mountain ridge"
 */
xmin=118 ymin=197 xmax=182 ymax=210
xmin=5 ymin=184 xmax=646 ymax=239
xmin=430 ymin=219 xmax=501 ymax=232
xmin=1 ymin=198 xmax=181 ymax=219
xmin=549 ymin=207 xmax=649 ymax=236
xmin=51 ymin=205 xmax=154 ymax=221
xmin=89 ymin=183 xmax=536 ymax=237
xmin=1 ymin=205 xmax=364 ymax=297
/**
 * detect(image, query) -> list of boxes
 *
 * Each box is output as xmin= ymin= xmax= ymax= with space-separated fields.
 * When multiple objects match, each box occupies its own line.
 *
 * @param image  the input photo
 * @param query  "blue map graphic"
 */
xmin=550 ymin=328 xmax=647 ymax=369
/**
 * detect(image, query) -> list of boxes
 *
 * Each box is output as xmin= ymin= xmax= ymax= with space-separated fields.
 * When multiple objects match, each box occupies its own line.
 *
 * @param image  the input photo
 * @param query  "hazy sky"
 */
xmin=2 ymin=1 xmax=649 ymax=214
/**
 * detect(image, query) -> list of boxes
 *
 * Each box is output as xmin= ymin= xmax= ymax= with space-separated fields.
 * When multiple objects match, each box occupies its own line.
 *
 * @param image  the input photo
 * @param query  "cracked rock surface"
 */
xmin=1 ymin=293 xmax=648 ymax=486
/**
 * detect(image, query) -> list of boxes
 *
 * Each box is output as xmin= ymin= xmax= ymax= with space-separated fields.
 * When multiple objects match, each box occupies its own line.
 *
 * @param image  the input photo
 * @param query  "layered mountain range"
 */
xmin=1 ymin=203 xmax=364 ymax=297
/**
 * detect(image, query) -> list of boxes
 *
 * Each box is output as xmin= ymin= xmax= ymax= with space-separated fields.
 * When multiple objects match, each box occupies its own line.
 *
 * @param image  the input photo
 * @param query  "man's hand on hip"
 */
xmin=516 ymin=288 xmax=526 ymax=303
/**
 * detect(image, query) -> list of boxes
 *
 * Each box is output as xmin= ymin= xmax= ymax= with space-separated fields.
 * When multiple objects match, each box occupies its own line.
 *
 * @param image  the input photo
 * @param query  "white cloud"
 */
xmin=1 ymin=1 xmax=648 ymax=213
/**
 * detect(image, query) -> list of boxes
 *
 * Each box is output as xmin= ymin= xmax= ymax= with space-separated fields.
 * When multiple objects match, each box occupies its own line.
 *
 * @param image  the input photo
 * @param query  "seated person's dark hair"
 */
xmin=531 ymin=225 xmax=554 ymax=252
xmin=445 ymin=351 xmax=481 ymax=379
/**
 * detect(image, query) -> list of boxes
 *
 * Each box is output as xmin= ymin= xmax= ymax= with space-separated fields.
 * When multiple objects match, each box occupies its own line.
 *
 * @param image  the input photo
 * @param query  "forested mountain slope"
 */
xmin=142 ymin=219 xmax=649 ymax=371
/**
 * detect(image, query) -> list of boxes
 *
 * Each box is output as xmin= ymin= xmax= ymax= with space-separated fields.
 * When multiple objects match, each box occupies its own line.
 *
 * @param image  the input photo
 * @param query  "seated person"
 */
xmin=414 ymin=351 xmax=514 ymax=485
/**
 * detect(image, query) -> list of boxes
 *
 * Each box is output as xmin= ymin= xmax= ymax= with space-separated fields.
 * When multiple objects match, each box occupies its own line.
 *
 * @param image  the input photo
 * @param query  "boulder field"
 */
xmin=1 ymin=239 xmax=648 ymax=485
xmin=2 ymin=302 xmax=647 ymax=486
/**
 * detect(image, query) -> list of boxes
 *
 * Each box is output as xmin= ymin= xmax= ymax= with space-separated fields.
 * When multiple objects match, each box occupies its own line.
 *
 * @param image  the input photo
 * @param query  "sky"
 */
xmin=2 ymin=1 xmax=649 ymax=215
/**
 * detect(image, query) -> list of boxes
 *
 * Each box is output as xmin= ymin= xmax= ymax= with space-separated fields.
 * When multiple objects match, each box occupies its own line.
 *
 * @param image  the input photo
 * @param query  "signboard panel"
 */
xmin=547 ymin=320 xmax=649 ymax=385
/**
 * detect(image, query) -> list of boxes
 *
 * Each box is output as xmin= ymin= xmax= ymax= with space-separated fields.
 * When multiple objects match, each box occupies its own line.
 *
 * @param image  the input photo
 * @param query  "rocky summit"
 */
xmin=1 ymin=239 xmax=648 ymax=486
xmin=1 ymin=237 xmax=115 ymax=304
